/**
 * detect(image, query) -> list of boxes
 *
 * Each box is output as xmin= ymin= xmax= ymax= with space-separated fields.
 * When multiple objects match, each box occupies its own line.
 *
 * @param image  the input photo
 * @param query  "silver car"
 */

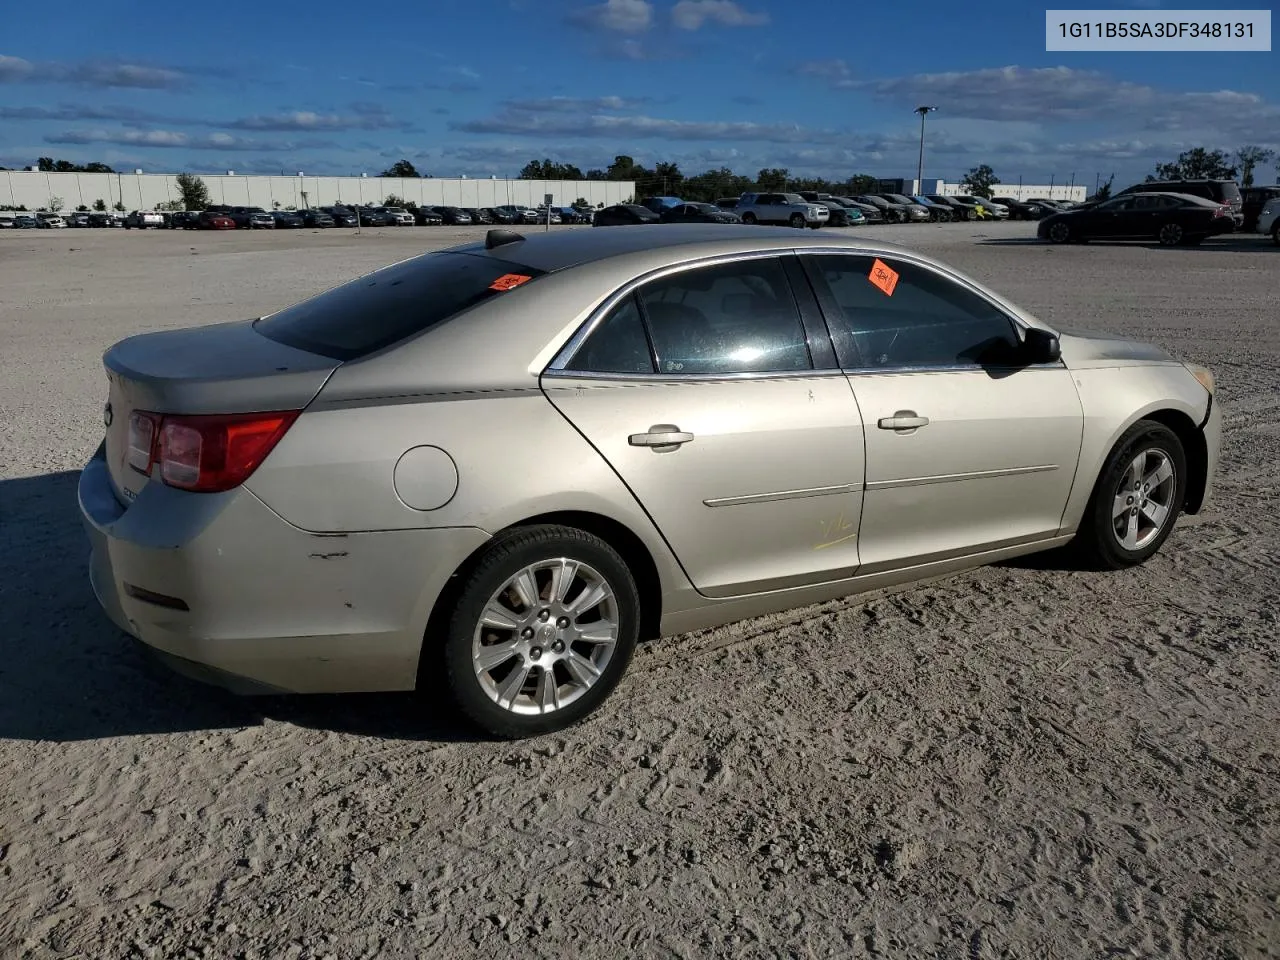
xmin=80 ymin=225 xmax=1221 ymax=738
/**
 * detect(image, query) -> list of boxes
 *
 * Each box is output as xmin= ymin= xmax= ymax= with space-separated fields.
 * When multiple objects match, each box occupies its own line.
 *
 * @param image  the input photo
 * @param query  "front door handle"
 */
xmin=878 ymin=411 xmax=930 ymax=431
xmin=629 ymin=424 xmax=694 ymax=450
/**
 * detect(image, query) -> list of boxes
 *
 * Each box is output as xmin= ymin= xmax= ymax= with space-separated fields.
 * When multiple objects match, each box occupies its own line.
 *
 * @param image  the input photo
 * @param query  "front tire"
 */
xmin=442 ymin=525 xmax=640 ymax=739
xmin=789 ymin=213 xmax=805 ymax=228
xmin=1047 ymin=221 xmax=1071 ymax=244
xmin=1073 ymin=420 xmax=1186 ymax=570
xmin=741 ymin=212 xmax=757 ymax=225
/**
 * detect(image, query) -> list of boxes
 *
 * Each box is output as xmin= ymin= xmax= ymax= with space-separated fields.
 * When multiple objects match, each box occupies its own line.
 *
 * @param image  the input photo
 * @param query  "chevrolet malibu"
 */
xmin=80 ymin=225 xmax=1221 ymax=738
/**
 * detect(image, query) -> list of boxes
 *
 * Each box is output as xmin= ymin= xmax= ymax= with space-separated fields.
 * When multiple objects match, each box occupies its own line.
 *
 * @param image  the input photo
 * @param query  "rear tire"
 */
xmin=1158 ymin=222 xmax=1184 ymax=246
xmin=441 ymin=525 xmax=640 ymax=739
xmin=1072 ymin=420 xmax=1186 ymax=570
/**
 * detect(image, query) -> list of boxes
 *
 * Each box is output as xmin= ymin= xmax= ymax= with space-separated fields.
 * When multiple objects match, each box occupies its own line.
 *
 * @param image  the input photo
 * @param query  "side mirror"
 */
xmin=1023 ymin=327 xmax=1061 ymax=364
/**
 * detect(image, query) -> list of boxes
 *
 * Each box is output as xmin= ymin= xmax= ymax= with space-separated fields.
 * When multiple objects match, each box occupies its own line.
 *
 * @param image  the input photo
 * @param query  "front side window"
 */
xmin=807 ymin=255 xmax=1022 ymax=370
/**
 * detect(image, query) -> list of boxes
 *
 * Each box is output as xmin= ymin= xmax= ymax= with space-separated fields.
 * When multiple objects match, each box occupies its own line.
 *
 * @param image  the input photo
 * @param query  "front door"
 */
xmin=544 ymin=255 xmax=865 ymax=598
xmin=801 ymin=253 xmax=1084 ymax=572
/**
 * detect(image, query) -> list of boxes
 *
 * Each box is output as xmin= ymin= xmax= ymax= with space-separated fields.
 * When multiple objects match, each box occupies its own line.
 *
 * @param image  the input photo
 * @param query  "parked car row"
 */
xmin=590 ymin=191 xmax=1087 ymax=229
xmin=0 ymin=203 xmax=602 ymax=231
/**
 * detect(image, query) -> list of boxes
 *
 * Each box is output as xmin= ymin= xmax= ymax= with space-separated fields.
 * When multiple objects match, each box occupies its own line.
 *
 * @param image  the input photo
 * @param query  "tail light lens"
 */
xmin=125 ymin=410 xmax=299 ymax=493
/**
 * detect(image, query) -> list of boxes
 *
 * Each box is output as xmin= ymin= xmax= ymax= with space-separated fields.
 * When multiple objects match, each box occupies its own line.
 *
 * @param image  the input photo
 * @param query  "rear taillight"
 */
xmin=1216 ymin=205 xmax=1230 ymax=217
xmin=126 ymin=410 xmax=299 ymax=493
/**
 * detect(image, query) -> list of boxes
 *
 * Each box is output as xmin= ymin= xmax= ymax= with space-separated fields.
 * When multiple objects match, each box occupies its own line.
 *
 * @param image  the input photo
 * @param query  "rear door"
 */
xmin=801 ymin=252 xmax=1083 ymax=572
xmin=543 ymin=254 xmax=866 ymax=599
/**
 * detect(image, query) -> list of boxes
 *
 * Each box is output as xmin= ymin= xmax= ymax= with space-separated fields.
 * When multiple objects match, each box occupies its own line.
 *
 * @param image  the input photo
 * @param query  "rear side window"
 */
xmin=1218 ymin=181 xmax=1241 ymax=202
xmin=254 ymin=252 xmax=545 ymax=361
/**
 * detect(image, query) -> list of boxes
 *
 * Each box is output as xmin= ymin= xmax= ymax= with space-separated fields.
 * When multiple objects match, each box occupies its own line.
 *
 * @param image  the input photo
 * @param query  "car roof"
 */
xmin=445 ymin=223 xmax=939 ymax=275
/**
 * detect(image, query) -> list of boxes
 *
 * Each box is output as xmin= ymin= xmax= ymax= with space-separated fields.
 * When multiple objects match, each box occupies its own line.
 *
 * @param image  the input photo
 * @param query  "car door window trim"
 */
xmin=547 ymin=250 xmax=839 ymax=375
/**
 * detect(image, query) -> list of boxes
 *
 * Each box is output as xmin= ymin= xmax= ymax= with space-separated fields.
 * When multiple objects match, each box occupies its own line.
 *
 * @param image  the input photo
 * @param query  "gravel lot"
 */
xmin=2 ymin=223 xmax=1276 ymax=959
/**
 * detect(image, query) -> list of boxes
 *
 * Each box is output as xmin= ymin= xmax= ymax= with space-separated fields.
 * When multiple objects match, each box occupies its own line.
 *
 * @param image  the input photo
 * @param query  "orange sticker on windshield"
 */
xmin=868 ymin=259 xmax=899 ymax=296
xmin=489 ymin=273 xmax=532 ymax=291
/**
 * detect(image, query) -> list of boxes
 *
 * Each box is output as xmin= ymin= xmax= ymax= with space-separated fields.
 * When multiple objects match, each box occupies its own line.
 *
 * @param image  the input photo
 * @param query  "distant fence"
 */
xmin=0 ymin=170 xmax=637 ymax=212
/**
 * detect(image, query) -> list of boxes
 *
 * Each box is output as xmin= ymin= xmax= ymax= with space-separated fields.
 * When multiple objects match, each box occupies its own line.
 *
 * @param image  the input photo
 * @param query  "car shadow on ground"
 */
xmin=0 ymin=470 xmax=483 ymax=744
xmin=979 ymin=236 xmax=1276 ymax=253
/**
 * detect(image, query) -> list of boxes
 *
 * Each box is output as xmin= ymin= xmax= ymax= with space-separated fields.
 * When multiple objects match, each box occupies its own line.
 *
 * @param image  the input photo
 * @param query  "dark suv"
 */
xmin=1117 ymin=179 xmax=1242 ymax=228
xmin=1241 ymin=185 xmax=1280 ymax=232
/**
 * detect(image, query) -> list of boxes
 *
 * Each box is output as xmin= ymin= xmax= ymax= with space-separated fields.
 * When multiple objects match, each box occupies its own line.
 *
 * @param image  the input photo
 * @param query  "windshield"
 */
xmin=254 ymin=252 xmax=548 ymax=361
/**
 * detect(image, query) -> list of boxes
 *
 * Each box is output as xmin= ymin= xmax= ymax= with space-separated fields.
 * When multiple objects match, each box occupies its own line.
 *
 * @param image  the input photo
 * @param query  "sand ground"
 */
xmin=1 ymin=222 xmax=1276 ymax=959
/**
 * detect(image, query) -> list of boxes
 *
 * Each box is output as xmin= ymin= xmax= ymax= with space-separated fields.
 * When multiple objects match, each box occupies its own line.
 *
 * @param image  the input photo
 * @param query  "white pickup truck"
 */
xmin=735 ymin=192 xmax=829 ymax=228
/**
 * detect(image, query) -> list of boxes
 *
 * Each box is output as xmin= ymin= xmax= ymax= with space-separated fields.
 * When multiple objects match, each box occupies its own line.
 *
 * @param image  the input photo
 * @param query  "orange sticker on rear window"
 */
xmin=868 ymin=258 xmax=899 ymax=296
xmin=489 ymin=273 xmax=533 ymax=291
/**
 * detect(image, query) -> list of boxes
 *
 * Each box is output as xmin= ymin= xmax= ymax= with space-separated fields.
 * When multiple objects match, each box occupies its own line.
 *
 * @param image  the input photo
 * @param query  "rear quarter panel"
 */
xmin=244 ymin=392 xmax=696 ymax=598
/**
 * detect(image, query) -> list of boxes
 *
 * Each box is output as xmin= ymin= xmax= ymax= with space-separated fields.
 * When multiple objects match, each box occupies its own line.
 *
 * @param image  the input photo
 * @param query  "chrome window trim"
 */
xmin=542 ymin=367 xmax=849 ymax=385
xmin=547 ymin=248 xmax=817 ymax=375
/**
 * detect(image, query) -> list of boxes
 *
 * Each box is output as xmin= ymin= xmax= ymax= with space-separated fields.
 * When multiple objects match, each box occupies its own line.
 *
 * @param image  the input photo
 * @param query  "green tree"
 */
xmin=379 ymin=159 xmax=421 ymax=178
xmin=383 ymin=193 xmax=406 ymax=207
xmin=960 ymin=164 xmax=1000 ymax=197
xmin=1090 ymin=174 xmax=1115 ymax=202
xmin=112 ymin=201 xmax=125 ymax=212
xmin=84 ymin=162 xmax=114 ymax=173
xmin=48 ymin=196 xmax=64 ymax=212
xmin=606 ymin=155 xmax=648 ymax=182
xmin=653 ymin=161 xmax=683 ymax=194
xmin=1235 ymin=145 xmax=1275 ymax=187
xmin=519 ymin=159 xmax=585 ymax=180
xmin=75 ymin=204 xmax=88 ymax=212
xmin=36 ymin=156 xmax=115 ymax=173
xmin=92 ymin=198 xmax=107 ymax=211
xmin=756 ymin=167 xmax=789 ymax=190
xmin=1150 ymin=148 xmax=1237 ymax=181
xmin=845 ymin=174 xmax=878 ymax=194
xmin=175 ymin=172 xmax=210 ymax=211
xmin=572 ymin=197 xmax=592 ymax=211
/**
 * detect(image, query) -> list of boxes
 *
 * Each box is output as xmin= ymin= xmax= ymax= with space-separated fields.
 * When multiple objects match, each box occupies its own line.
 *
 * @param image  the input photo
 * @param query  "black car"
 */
xmin=658 ymin=202 xmax=742 ymax=224
xmin=714 ymin=198 xmax=740 ymax=210
xmin=853 ymin=194 xmax=910 ymax=223
xmin=593 ymin=204 xmax=661 ymax=226
xmin=301 ymin=209 xmax=336 ymax=228
xmin=483 ymin=206 xmax=516 ymax=225
xmin=797 ymin=193 xmax=862 ymax=226
xmin=357 ymin=206 xmax=396 ymax=226
xmin=463 ymin=207 xmax=494 ymax=225
xmin=169 ymin=211 xmax=202 ymax=229
xmin=991 ymin=196 xmax=1051 ymax=220
xmin=925 ymin=195 xmax=984 ymax=221
xmin=1241 ymin=185 xmax=1280 ymax=232
xmin=1038 ymin=191 xmax=1235 ymax=246
xmin=321 ymin=206 xmax=358 ymax=227
xmin=1116 ymin=179 xmax=1243 ymax=228
xmin=427 ymin=206 xmax=472 ymax=225
xmin=414 ymin=207 xmax=444 ymax=226
xmin=272 ymin=210 xmax=305 ymax=228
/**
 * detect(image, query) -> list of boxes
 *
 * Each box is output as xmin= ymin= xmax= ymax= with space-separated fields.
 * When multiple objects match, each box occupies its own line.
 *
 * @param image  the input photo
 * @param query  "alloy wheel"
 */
xmin=1048 ymin=222 xmax=1070 ymax=243
xmin=471 ymin=558 xmax=620 ymax=716
xmin=1158 ymin=222 xmax=1184 ymax=245
xmin=1111 ymin=448 xmax=1176 ymax=551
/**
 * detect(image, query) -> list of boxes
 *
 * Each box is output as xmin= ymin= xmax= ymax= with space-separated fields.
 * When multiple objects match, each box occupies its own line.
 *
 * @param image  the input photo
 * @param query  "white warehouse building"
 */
xmin=0 ymin=169 xmax=638 ymax=213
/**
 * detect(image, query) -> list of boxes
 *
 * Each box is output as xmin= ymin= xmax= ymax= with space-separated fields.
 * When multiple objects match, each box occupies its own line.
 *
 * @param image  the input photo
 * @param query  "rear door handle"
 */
xmin=629 ymin=424 xmax=694 ymax=449
xmin=878 ymin=411 xmax=930 ymax=431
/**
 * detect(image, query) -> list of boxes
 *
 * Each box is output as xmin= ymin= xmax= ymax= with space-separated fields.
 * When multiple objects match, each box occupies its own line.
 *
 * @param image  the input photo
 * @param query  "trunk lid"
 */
xmin=102 ymin=319 xmax=339 ymax=503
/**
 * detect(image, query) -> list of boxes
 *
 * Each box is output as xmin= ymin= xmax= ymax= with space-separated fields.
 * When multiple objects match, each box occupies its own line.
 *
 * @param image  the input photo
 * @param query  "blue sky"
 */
xmin=1 ymin=0 xmax=1276 ymax=187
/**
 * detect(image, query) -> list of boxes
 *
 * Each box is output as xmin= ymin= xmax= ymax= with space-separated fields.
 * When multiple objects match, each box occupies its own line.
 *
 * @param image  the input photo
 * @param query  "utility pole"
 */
xmin=914 ymin=106 xmax=937 ymax=192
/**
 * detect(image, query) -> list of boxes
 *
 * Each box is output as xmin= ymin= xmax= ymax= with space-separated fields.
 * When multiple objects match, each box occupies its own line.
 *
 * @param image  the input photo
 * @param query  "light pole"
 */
xmin=915 ymin=105 xmax=937 ymax=192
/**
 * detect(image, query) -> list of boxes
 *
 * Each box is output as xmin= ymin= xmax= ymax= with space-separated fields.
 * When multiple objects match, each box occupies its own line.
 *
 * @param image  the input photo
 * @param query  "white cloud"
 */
xmin=671 ymin=0 xmax=769 ymax=30
xmin=566 ymin=0 xmax=654 ymax=33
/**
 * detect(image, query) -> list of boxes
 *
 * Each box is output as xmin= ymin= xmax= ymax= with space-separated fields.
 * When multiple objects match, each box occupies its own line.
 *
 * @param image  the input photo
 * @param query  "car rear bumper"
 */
xmin=79 ymin=444 xmax=491 ymax=695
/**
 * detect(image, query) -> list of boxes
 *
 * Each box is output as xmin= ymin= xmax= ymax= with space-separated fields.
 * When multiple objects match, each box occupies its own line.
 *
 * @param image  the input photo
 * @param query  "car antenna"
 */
xmin=486 ymin=228 xmax=525 ymax=250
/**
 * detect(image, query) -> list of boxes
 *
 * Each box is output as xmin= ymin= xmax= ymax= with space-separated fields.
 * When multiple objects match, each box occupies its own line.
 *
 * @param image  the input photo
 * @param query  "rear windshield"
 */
xmin=253 ymin=251 xmax=546 ymax=361
xmin=1218 ymin=181 xmax=1241 ymax=201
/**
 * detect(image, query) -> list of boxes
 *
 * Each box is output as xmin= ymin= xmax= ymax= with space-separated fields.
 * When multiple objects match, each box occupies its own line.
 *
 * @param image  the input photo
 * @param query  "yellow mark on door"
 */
xmin=814 ymin=513 xmax=857 ymax=550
